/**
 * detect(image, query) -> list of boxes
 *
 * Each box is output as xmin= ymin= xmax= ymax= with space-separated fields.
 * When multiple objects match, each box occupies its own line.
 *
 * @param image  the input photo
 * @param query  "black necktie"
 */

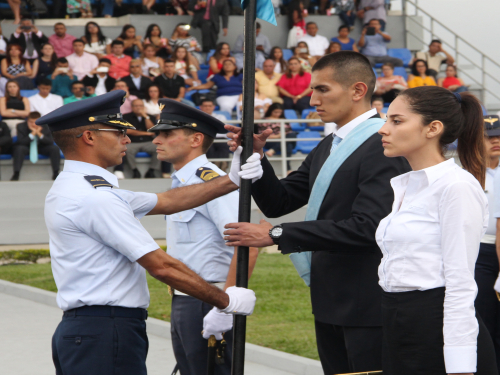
xmin=26 ymin=33 xmax=34 ymax=57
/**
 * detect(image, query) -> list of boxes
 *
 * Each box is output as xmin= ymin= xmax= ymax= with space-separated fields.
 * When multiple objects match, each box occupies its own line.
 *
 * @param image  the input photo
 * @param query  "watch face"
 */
xmin=271 ymin=227 xmax=283 ymax=237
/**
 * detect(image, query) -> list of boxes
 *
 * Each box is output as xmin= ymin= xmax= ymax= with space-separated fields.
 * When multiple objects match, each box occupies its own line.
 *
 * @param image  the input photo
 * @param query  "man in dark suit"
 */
xmin=120 ymin=59 xmax=152 ymax=99
xmin=189 ymin=0 xmax=229 ymax=52
xmin=10 ymin=19 xmax=49 ymax=62
xmin=11 ymin=112 xmax=61 ymax=181
xmin=223 ymin=52 xmax=411 ymax=374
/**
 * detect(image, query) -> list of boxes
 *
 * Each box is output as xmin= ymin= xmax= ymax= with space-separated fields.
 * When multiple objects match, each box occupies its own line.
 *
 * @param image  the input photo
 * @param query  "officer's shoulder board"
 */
xmin=196 ymin=167 xmax=220 ymax=182
xmin=84 ymin=175 xmax=114 ymax=188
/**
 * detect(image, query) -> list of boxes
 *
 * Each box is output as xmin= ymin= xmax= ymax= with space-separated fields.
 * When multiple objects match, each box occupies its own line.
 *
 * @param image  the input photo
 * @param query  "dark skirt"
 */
xmin=382 ymin=287 xmax=497 ymax=375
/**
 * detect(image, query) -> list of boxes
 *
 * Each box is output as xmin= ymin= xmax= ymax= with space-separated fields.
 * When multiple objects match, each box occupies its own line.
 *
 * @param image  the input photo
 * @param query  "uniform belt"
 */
xmin=63 ymin=305 xmax=148 ymax=320
xmin=172 ymin=282 xmax=225 ymax=296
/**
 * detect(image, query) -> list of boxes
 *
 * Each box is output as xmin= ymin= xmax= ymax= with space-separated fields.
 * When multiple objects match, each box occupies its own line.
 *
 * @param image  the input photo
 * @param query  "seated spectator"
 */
xmin=438 ymin=65 xmax=468 ymax=93
xmin=208 ymin=42 xmax=235 ymax=77
xmin=200 ymin=99 xmax=229 ymax=170
xmin=325 ymin=42 xmax=342 ymax=55
xmin=357 ymin=0 xmax=387 ymax=30
xmin=82 ymin=22 xmax=112 ymax=59
xmin=298 ymin=22 xmax=330 ymax=58
xmin=172 ymin=46 xmax=200 ymax=87
xmin=10 ymin=20 xmax=48 ymax=62
xmin=143 ymin=84 xmax=163 ymax=118
xmin=67 ymin=0 xmax=92 ymax=18
xmin=141 ymin=44 xmax=164 ymax=78
xmin=143 ymin=24 xmax=170 ymax=59
xmin=374 ymin=62 xmax=407 ymax=103
xmin=234 ymin=22 xmax=271 ymax=71
xmin=33 ymin=43 xmax=57 ymax=85
xmin=237 ymin=81 xmax=272 ymax=119
xmin=0 ymin=80 xmax=30 ymax=137
xmin=371 ymin=96 xmax=386 ymax=119
xmin=168 ymin=23 xmax=203 ymax=67
xmin=105 ymin=40 xmax=132 ymax=80
xmin=82 ymin=58 xmax=116 ymax=96
xmin=407 ymin=59 xmax=437 ymax=88
xmin=189 ymin=59 xmax=243 ymax=113
xmin=154 ymin=59 xmax=194 ymax=107
xmin=1 ymin=44 xmax=33 ymax=90
xmin=276 ymin=57 xmax=312 ymax=113
xmin=114 ymin=81 xmax=138 ymax=114
xmin=117 ymin=25 xmax=143 ymax=58
xmin=48 ymin=23 xmax=76 ymax=58
xmin=255 ymin=59 xmax=283 ymax=104
xmin=49 ymin=57 xmax=77 ymax=98
xmin=293 ymin=42 xmax=316 ymax=72
xmin=288 ymin=0 xmax=307 ymax=32
xmin=0 ymin=120 xmax=12 ymax=159
xmin=122 ymin=98 xmax=159 ymax=179
xmin=330 ymin=0 xmax=356 ymax=28
xmin=331 ymin=25 xmax=358 ymax=52
xmin=270 ymin=46 xmax=287 ymax=74
xmin=11 ymin=111 xmax=60 ymax=181
xmin=170 ymin=0 xmax=189 ymax=15
xmin=413 ymin=39 xmax=454 ymax=78
xmin=28 ymin=79 xmax=64 ymax=117
xmin=0 ymin=25 xmax=7 ymax=58
xmin=258 ymin=103 xmax=296 ymax=173
xmin=358 ymin=19 xmax=403 ymax=67
xmin=64 ymin=81 xmax=95 ymax=104
xmin=66 ymin=39 xmax=99 ymax=80
xmin=120 ymin=59 xmax=152 ymax=99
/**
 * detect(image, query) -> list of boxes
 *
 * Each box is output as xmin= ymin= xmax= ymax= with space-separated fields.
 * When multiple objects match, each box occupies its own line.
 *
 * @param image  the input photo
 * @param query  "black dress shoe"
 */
xmin=10 ymin=172 xmax=19 ymax=181
xmin=132 ymin=169 xmax=141 ymax=179
xmin=145 ymin=169 xmax=156 ymax=178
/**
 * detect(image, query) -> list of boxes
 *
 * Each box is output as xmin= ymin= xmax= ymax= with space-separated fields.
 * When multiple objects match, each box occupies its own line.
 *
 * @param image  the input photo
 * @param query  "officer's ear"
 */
xmin=191 ymin=132 xmax=204 ymax=149
xmin=80 ymin=130 xmax=97 ymax=146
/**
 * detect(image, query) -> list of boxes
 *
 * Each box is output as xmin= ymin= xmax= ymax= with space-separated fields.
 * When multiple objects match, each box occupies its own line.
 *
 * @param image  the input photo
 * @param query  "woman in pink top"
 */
xmin=276 ymin=57 xmax=312 ymax=112
xmin=374 ymin=62 xmax=407 ymax=103
xmin=438 ymin=65 xmax=469 ymax=93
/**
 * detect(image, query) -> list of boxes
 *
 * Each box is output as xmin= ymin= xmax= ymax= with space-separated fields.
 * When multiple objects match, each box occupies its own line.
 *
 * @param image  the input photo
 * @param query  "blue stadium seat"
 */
xmin=184 ymin=89 xmax=210 ymax=101
xmin=214 ymin=110 xmax=231 ymax=120
xmin=200 ymin=64 xmax=210 ymax=70
xmin=387 ymin=48 xmax=412 ymax=67
xmin=284 ymin=109 xmax=304 ymax=131
xmin=294 ymin=131 xmax=321 ymax=154
xmin=20 ymin=89 xmax=39 ymax=97
xmin=381 ymin=107 xmax=388 ymax=114
xmin=282 ymin=49 xmax=293 ymax=61
xmin=198 ymin=69 xmax=209 ymax=84
xmin=393 ymin=66 xmax=408 ymax=81
xmin=206 ymin=49 xmax=216 ymax=63
xmin=136 ymin=152 xmax=150 ymax=158
xmin=374 ymin=63 xmax=383 ymax=69
xmin=12 ymin=136 xmax=17 ymax=143
xmin=284 ymin=109 xmax=298 ymax=120
xmin=301 ymin=108 xmax=323 ymax=131
xmin=0 ymin=154 xmax=11 ymax=159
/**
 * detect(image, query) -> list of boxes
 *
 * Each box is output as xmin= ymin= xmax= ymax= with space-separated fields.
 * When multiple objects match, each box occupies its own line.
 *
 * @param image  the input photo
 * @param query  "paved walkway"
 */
xmin=0 ymin=292 xmax=297 ymax=375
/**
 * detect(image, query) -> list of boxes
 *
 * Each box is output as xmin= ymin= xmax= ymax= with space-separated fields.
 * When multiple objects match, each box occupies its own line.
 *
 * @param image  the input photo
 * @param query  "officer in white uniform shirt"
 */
xmin=150 ymin=98 xmax=258 ymax=375
xmin=37 ymin=91 xmax=262 ymax=375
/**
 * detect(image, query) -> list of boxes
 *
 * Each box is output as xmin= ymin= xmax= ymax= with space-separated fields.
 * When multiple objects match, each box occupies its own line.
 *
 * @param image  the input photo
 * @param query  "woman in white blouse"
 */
xmin=377 ymin=86 xmax=496 ymax=375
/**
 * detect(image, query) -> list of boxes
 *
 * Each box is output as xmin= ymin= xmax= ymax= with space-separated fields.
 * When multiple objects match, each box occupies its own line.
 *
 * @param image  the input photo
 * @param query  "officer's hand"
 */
xmin=202 ymin=307 xmax=233 ymax=340
xmin=225 ymin=124 xmax=273 ymax=157
xmin=217 ymin=286 xmax=256 ymax=315
xmin=223 ymin=219 xmax=274 ymax=247
xmin=228 ymin=146 xmax=263 ymax=187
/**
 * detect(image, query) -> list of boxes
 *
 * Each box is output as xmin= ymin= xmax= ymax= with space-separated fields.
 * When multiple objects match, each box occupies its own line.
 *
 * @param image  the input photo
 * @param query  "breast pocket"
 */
xmin=170 ymin=209 xmax=197 ymax=243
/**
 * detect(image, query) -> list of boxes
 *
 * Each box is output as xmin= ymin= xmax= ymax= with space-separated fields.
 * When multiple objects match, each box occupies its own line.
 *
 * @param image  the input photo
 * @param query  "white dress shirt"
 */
xmin=483 ymin=165 xmax=499 ymax=243
xmin=332 ymin=108 xmax=377 ymax=139
xmin=298 ymin=33 xmax=330 ymax=56
xmin=29 ymin=93 xmax=64 ymax=117
xmin=94 ymin=74 xmax=108 ymax=96
xmin=377 ymin=158 xmax=488 ymax=374
xmin=45 ymin=160 xmax=159 ymax=311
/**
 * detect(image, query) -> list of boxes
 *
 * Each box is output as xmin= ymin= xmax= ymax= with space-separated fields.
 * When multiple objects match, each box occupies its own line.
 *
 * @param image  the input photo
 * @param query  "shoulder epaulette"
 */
xmin=84 ymin=175 xmax=114 ymax=188
xmin=196 ymin=167 xmax=220 ymax=182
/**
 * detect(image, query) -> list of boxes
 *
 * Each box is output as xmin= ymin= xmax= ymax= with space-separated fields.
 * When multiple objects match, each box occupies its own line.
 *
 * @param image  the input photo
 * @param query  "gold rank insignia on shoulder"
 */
xmin=196 ymin=167 xmax=220 ymax=182
xmin=84 ymin=175 xmax=114 ymax=188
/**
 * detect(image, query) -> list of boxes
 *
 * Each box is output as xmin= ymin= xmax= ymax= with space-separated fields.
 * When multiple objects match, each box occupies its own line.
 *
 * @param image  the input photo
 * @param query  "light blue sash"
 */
xmin=289 ymin=118 xmax=385 ymax=286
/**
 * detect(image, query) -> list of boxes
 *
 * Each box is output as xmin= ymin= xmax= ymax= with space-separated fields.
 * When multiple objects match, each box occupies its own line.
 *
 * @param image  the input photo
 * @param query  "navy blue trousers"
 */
xmin=52 ymin=313 xmax=148 ymax=375
xmin=171 ymin=295 xmax=233 ymax=375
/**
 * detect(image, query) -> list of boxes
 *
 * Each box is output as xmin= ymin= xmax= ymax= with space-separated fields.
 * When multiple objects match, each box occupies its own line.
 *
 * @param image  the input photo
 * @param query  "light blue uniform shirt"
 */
xmin=45 ymin=160 xmax=159 ymax=311
xmin=166 ymin=155 xmax=238 ymax=282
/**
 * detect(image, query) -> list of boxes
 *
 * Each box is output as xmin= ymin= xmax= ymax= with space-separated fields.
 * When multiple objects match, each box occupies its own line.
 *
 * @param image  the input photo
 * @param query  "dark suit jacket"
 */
xmin=0 ymin=121 xmax=12 ymax=153
xmin=10 ymin=32 xmax=49 ymax=57
xmin=81 ymin=74 xmax=116 ymax=93
xmin=189 ymin=0 xmax=229 ymax=33
xmin=252 ymin=118 xmax=411 ymax=327
xmin=120 ymin=75 xmax=152 ymax=99
xmin=16 ymin=122 xmax=54 ymax=147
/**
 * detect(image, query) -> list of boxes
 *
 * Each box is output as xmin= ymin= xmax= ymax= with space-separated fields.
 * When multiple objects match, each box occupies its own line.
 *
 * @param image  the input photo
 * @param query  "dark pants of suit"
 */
xmin=171 ymin=295 xmax=233 ymax=375
xmin=201 ymin=20 xmax=219 ymax=52
xmin=476 ymin=242 xmax=500 ymax=375
xmin=382 ymin=287 xmax=497 ymax=375
xmin=13 ymin=144 xmax=60 ymax=173
xmin=283 ymin=96 xmax=312 ymax=113
xmin=52 ymin=313 xmax=148 ymax=375
xmin=314 ymin=320 xmax=382 ymax=374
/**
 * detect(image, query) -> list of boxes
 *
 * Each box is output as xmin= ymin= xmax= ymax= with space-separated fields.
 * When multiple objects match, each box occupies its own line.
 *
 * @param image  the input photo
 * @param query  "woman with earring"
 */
xmin=377 ymin=87 xmax=497 ymax=375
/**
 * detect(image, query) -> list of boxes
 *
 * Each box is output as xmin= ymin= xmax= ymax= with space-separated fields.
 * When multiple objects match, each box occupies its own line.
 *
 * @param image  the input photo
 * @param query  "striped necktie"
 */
xmin=330 ymin=135 xmax=342 ymax=153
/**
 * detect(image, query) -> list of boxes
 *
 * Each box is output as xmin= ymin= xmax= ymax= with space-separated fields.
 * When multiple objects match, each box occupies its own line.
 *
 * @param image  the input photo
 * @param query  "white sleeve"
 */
xmin=206 ymin=190 xmax=239 ymax=238
xmin=439 ymin=181 xmax=486 ymax=374
xmin=494 ymin=171 xmax=500 ymax=218
xmin=113 ymin=190 xmax=158 ymax=219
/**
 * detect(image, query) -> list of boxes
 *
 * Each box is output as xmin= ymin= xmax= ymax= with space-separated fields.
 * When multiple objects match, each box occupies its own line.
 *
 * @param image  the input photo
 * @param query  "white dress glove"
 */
xmin=202 ymin=307 xmax=234 ymax=340
xmin=217 ymin=286 xmax=256 ymax=315
xmin=494 ymin=273 xmax=500 ymax=293
xmin=228 ymin=146 xmax=263 ymax=187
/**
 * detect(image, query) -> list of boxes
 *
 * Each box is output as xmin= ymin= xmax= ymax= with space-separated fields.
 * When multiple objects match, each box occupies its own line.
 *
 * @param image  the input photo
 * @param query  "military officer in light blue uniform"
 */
xmin=150 ymin=98 xmax=258 ymax=375
xmin=38 ymin=91 xmax=263 ymax=375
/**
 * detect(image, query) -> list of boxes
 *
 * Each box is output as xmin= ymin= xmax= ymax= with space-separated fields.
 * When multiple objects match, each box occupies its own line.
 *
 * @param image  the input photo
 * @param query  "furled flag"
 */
xmin=241 ymin=0 xmax=277 ymax=26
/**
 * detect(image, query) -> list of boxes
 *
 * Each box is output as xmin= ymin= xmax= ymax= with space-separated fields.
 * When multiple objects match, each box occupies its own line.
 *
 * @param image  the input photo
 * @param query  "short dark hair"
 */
xmin=111 ymin=39 xmax=124 ymax=47
xmin=38 ymin=78 xmax=52 ymax=87
xmin=54 ymin=22 xmax=66 ymax=28
xmin=164 ymin=58 xmax=175 ymax=64
xmin=371 ymin=96 xmax=384 ymax=104
xmin=181 ymin=128 xmax=214 ymax=153
xmin=28 ymin=111 xmax=41 ymax=119
xmin=200 ymin=99 xmax=215 ymax=106
xmin=57 ymin=57 xmax=68 ymax=64
xmin=53 ymin=124 xmax=101 ymax=154
xmin=338 ymin=24 xmax=350 ymax=32
xmin=71 ymin=81 xmax=84 ymax=88
xmin=312 ymin=51 xmax=376 ymax=102
xmin=99 ymin=58 xmax=111 ymax=65
xmin=256 ymin=22 xmax=261 ymax=29
xmin=72 ymin=39 xmax=85 ymax=45
xmin=430 ymin=39 xmax=442 ymax=45
xmin=381 ymin=62 xmax=394 ymax=69
xmin=368 ymin=18 xmax=381 ymax=25
xmin=306 ymin=22 xmax=317 ymax=28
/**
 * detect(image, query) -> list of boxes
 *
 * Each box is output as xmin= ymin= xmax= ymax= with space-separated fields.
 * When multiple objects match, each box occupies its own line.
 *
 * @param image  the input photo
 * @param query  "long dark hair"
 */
xmin=145 ymin=84 xmax=164 ymax=101
xmin=6 ymin=44 xmax=26 ymax=66
xmin=84 ymin=22 xmax=107 ymax=46
xmin=411 ymin=59 xmax=431 ymax=76
xmin=218 ymin=59 xmax=238 ymax=76
xmin=265 ymin=103 xmax=285 ymax=118
xmin=5 ymin=79 xmax=22 ymax=101
xmin=172 ymin=23 xmax=191 ymax=38
xmin=270 ymin=46 xmax=287 ymax=72
xmin=285 ymin=57 xmax=305 ymax=78
xmin=145 ymin=24 xmax=162 ymax=40
xmin=40 ymin=43 xmax=58 ymax=70
xmin=214 ymin=42 xmax=231 ymax=61
xmin=118 ymin=24 xmax=136 ymax=40
xmin=172 ymin=46 xmax=193 ymax=67
xmin=399 ymin=86 xmax=486 ymax=187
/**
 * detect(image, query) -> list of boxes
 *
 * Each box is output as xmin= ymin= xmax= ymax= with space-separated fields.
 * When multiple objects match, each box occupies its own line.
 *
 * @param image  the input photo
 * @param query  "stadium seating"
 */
xmin=20 ymin=90 xmax=39 ymax=98
xmin=294 ymin=131 xmax=321 ymax=154
xmin=393 ymin=66 xmax=408 ymax=81
xmin=197 ymin=69 xmax=209 ymax=84
xmin=301 ymin=108 xmax=323 ymax=131
xmin=214 ymin=110 xmax=231 ymax=120
xmin=284 ymin=109 xmax=306 ymax=131
xmin=282 ymin=49 xmax=293 ymax=61
xmin=387 ymin=48 xmax=412 ymax=67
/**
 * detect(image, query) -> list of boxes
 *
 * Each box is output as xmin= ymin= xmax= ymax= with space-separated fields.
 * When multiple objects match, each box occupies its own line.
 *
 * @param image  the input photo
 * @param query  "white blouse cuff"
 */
xmin=443 ymin=345 xmax=477 ymax=374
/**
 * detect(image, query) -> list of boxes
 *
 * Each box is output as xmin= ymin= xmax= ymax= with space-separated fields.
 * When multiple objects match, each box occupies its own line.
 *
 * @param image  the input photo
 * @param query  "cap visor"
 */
xmin=148 ymin=123 xmax=185 ymax=132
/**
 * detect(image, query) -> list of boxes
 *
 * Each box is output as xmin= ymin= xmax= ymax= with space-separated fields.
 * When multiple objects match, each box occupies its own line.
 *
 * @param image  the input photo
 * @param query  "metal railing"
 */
xmin=403 ymin=0 xmax=500 ymax=108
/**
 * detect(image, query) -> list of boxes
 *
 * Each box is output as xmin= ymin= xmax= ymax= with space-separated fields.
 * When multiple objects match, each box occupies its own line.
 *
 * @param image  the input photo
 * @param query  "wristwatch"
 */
xmin=269 ymin=224 xmax=283 ymax=245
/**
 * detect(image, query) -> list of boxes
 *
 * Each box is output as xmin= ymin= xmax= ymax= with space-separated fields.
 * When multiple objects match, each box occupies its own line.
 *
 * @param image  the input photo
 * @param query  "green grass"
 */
xmin=0 ymin=253 xmax=318 ymax=360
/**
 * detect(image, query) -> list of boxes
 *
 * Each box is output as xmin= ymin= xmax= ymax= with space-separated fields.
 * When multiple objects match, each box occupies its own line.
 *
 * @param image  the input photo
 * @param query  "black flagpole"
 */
xmin=232 ymin=0 xmax=256 ymax=373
